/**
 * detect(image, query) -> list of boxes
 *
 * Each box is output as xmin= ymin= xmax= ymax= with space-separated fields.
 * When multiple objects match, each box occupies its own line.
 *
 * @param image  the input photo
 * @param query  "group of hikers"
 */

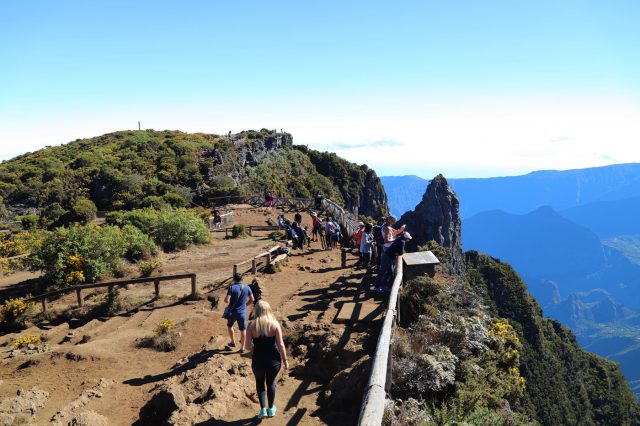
xmin=222 ymin=199 xmax=413 ymax=419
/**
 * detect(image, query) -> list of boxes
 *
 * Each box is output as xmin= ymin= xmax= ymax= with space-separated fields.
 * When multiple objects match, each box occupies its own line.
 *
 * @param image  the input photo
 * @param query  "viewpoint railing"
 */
xmin=25 ymin=273 xmax=198 ymax=313
xmin=232 ymin=244 xmax=289 ymax=278
xmin=357 ymin=255 xmax=404 ymax=426
xmin=207 ymin=195 xmax=361 ymax=239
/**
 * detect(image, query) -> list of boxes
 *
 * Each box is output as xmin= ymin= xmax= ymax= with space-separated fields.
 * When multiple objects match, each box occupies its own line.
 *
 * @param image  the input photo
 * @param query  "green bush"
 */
xmin=30 ymin=225 xmax=129 ymax=287
xmin=231 ymin=224 xmax=247 ymax=238
xmin=122 ymin=224 xmax=158 ymax=261
xmin=153 ymin=210 xmax=210 ymax=251
xmin=18 ymin=214 xmax=39 ymax=230
xmin=72 ymin=198 xmax=97 ymax=224
xmin=138 ymin=260 xmax=161 ymax=277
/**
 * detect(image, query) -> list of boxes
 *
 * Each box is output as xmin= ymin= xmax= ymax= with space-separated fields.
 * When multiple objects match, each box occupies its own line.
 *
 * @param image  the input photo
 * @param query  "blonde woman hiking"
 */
xmin=244 ymin=300 xmax=289 ymax=419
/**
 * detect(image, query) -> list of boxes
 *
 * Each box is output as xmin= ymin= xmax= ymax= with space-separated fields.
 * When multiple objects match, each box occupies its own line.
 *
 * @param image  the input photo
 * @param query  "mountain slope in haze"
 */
xmin=382 ymin=163 xmax=640 ymax=218
xmin=560 ymin=195 xmax=640 ymax=238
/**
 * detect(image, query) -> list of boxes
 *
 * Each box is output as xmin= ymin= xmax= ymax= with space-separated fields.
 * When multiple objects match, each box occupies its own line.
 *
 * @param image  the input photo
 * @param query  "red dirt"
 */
xmin=0 ymin=206 xmax=381 ymax=425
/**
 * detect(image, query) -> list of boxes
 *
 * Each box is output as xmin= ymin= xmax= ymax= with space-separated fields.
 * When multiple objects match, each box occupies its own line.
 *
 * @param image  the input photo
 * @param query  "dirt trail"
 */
xmin=0 ymin=206 xmax=382 ymax=425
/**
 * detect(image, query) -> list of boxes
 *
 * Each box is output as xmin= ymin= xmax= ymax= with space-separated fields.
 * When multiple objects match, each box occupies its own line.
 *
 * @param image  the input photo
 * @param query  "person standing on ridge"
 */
xmin=224 ymin=272 xmax=254 ymax=350
xmin=375 ymin=231 xmax=412 ymax=292
xmin=314 ymin=192 xmax=323 ymax=210
xmin=382 ymin=215 xmax=405 ymax=252
xmin=245 ymin=300 xmax=289 ymax=419
xmin=359 ymin=223 xmax=374 ymax=269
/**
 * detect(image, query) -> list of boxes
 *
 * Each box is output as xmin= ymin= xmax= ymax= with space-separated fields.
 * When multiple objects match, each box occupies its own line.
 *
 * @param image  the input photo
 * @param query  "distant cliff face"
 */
xmin=295 ymin=146 xmax=389 ymax=219
xmin=398 ymin=174 xmax=464 ymax=275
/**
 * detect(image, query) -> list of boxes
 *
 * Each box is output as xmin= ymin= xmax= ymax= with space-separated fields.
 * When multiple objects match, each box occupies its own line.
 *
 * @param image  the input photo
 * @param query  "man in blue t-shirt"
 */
xmin=224 ymin=272 xmax=254 ymax=349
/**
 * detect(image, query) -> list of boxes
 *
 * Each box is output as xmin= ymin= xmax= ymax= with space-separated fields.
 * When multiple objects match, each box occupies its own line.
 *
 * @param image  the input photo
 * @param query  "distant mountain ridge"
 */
xmin=382 ymin=163 xmax=640 ymax=218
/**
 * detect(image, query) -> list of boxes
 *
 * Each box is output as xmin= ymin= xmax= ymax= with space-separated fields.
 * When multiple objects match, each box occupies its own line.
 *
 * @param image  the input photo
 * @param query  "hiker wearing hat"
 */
xmin=375 ymin=231 xmax=412 ymax=292
xmin=310 ymin=212 xmax=320 ymax=242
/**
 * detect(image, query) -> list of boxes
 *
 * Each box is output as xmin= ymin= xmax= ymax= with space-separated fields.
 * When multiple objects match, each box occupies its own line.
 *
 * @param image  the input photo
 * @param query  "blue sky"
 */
xmin=1 ymin=1 xmax=639 ymax=178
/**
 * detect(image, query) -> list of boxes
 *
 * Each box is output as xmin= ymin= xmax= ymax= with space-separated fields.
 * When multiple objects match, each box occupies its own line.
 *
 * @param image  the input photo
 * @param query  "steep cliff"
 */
xmin=294 ymin=146 xmax=389 ymax=219
xmin=398 ymin=174 xmax=464 ymax=275
xmin=386 ymin=174 xmax=640 ymax=426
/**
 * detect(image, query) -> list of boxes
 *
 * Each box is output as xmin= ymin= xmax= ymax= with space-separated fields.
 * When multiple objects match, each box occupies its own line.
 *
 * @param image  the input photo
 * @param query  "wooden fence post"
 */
xmin=191 ymin=275 xmax=197 ymax=298
xmin=154 ymin=279 xmax=160 ymax=297
xmin=41 ymin=298 xmax=47 ymax=313
xmin=266 ymin=252 xmax=272 ymax=266
xmin=341 ymin=248 xmax=347 ymax=268
xmin=233 ymin=264 xmax=238 ymax=277
xmin=252 ymin=258 xmax=257 ymax=274
xmin=76 ymin=288 xmax=83 ymax=307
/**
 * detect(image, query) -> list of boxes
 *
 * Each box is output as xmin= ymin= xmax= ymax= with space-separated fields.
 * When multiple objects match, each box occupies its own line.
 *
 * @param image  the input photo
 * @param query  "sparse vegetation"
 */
xmin=138 ymin=260 xmax=162 ymax=277
xmin=12 ymin=333 xmax=42 ymax=349
xmin=231 ymin=224 xmax=247 ymax=239
xmin=139 ymin=318 xmax=179 ymax=352
xmin=0 ymin=298 xmax=35 ymax=331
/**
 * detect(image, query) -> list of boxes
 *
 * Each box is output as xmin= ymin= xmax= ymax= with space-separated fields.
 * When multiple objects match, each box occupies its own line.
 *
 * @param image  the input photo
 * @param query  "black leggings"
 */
xmin=252 ymin=363 xmax=281 ymax=408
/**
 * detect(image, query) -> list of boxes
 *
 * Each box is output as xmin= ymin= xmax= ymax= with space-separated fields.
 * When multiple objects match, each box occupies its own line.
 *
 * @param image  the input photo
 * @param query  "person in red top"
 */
xmin=355 ymin=221 xmax=365 ymax=263
xmin=310 ymin=212 xmax=319 ymax=242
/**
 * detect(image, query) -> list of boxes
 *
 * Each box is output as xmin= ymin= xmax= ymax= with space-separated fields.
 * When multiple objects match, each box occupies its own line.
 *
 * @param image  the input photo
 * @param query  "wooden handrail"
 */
xmin=25 ymin=273 xmax=197 ymax=313
xmin=357 ymin=255 xmax=404 ymax=425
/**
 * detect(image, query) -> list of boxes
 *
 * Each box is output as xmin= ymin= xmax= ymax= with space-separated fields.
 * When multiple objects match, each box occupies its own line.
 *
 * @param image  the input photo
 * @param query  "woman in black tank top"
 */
xmin=244 ymin=300 xmax=289 ymax=419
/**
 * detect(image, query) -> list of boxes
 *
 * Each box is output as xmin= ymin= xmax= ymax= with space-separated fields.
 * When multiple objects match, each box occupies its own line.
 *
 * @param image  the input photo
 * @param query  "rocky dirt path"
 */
xmin=0 ymin=206 xmax=383 ymax=425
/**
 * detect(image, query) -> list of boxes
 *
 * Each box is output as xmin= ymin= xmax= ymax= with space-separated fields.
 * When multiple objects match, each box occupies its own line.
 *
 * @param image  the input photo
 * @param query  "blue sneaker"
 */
xmin=267 ymin=406 xmax=277 ymax=417
xmin=257 ymin=408 xmax=268 ymax=419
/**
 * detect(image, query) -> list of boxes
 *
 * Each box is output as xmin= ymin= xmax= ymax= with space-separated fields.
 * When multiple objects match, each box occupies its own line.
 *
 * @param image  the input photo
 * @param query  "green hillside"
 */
xmin=0 ymin=129 xmax=388 ymax=224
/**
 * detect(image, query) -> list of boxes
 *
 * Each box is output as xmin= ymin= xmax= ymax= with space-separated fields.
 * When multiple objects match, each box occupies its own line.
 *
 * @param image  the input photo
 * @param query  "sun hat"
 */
xmin=358 ymin=221 xmax=364 ymax=226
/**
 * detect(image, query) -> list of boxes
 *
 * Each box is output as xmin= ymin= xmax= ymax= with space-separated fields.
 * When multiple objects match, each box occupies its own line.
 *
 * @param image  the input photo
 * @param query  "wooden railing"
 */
xmin=357 ymin=255 xmax=404 ymax=425
xmin=232 ymin=244 xmax=288 ymax=278
xmin=25 ymin=273 xmax=197 ymax=313
xmin=207 ymin=195 xmax=361 ymax=239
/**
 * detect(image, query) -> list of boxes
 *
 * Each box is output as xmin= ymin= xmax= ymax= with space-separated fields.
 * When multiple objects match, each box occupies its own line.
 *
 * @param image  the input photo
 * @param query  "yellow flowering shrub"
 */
xmin=13 ymin=334 xmax=41 ymax=349
xmin=0 ymin=298 xmax=32 ymax=323
xmin=66 ymin=270 xmax=85 ymax=285
xmin=155 ymin=319 xmax=174 ymax=335
xmin=67 ymin=254 xmax=84 ymax=269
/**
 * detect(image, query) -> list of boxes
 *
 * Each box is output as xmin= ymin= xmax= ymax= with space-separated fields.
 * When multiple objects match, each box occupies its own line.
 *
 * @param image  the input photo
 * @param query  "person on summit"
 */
xmin=224 ymin=272 xmax=254 ymax=350
xmin=375 ymin=231 xmax=412 ymax=292
xmin=244 ymin=300 xmax=289 ymax=419
xmin=382 ymin=215 xmax=405 ymax=252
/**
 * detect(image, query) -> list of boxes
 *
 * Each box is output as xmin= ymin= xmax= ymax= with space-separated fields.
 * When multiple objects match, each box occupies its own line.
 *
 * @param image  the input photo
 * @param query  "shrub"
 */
xmin=18 ymin=214 xmax=39 ymax=230
xmin=30 ymin=225 xmax=129 ymax=287
xmin=104 ymin=211 xmax=124 ymax=226
xmin=0 ymin=298 xmax=34 ymax=331
xmin=231 ymin=224 xmax=247 ymax=238
xmin=154 ymin=210 xmax=210 ymax=251
xmin=120 ymin=208 xmax=209 ymax=252
xmin=72 ymin=198 xmax=98 ymax=224
xmin=122 ymin=224 xmax=158 ymax=261
xmin=138 ymin=260 xmax=162 ymax=277
xmin=12 ymin=334 xmax=42 ymax=349
xmin=139 ymin=318 xmax=178 ymax=351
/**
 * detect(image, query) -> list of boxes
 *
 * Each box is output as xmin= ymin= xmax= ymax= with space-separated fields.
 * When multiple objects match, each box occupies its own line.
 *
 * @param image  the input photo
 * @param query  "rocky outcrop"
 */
xmin=300 ymin=147 xmax=389 ymax=219
xmin=138 ymin=352 xmax=255 ymax=425
xmin=0 ymin=387 xmax=49 ymax=426
xmin=399 ymin=174 xmax=464 ymax=275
